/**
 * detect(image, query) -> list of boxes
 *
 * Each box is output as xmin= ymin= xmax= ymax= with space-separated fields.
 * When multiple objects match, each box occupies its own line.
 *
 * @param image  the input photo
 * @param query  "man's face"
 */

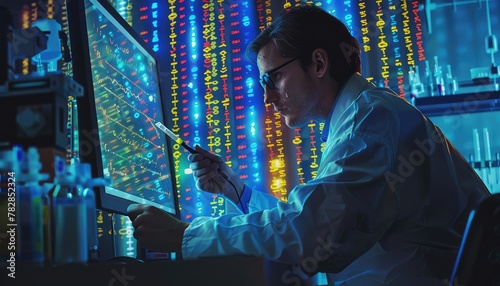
xmin=257 ymin=42 xmax=323 ymax=128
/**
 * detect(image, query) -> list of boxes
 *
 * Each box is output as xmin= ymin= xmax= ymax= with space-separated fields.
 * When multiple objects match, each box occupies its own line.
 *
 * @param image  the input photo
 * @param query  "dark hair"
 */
xmin=247 ymin=4 xmax=361 ymax=87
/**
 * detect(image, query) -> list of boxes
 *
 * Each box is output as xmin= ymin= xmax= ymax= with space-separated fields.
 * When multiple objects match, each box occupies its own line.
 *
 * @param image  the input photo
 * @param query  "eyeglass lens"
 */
xmin=259 ymin=57 xmax=298 ymax=90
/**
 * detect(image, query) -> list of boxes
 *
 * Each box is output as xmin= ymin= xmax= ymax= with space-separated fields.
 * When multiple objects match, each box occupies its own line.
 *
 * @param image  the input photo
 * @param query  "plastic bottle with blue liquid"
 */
xmin=75 ymin=162 xmax=107 ymax=261
xmin=0 ymin=148 xmax=20 ymax=261
xmin=16 ymin=147 xmax=49 ymax=264
xmin=51 ymin=163 xmax=88 ymax=264
xmin=42 ymin=156 xmax=66 ymax=264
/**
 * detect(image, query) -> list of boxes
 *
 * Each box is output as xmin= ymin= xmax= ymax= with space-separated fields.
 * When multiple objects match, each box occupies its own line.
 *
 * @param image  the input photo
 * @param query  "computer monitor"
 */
xmin=67 ymin=0 xmax=178 ymax=216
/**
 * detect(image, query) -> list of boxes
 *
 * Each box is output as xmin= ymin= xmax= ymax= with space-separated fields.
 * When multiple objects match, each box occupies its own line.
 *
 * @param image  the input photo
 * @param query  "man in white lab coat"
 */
xmin=128 ymin=4 xmax=490 ymax=285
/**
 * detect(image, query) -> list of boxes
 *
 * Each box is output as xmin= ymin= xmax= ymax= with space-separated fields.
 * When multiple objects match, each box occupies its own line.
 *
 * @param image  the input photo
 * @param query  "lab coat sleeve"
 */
xmin=182 ymin=96 xmax=399 ymax=275
xmin=224 ymin=185 xmax=281 ymax=214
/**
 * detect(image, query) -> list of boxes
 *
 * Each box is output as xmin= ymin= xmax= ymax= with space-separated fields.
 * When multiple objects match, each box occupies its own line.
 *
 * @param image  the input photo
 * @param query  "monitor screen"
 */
xmin=68 ymin=0 xmax=178 ymax=215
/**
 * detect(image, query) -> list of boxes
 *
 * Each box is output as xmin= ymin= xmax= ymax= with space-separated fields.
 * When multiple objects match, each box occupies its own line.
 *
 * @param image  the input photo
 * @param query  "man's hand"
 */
xmin=127 ymin=204 xmax=189 ymax=253
xmin=188 ymin=145 xmax=245 ymax=204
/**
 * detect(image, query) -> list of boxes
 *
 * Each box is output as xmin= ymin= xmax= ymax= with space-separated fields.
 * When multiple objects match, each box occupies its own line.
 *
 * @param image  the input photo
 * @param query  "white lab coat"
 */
xmin=182 ymin=73 xmax=490 ymax=285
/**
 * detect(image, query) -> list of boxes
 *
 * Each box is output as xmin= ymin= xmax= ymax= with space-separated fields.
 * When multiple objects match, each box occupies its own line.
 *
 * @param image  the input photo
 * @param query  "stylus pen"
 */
xmin=156 ymin=121 xmax=245 ymax=212
xmin=155 ymin=121 xmax=231 ymax=180
xmin=155 ymin=122 xmax=198 ymax=154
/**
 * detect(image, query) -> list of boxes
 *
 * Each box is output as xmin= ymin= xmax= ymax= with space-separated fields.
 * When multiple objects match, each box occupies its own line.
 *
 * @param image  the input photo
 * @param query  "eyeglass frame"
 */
xmin=259 ymin=56 xmax=299 ymax=91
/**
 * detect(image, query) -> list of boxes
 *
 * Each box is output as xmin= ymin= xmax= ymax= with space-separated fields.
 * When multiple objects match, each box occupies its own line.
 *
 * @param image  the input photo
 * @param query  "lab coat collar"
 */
xmin=321 ymin=73 xmax=376 ymax=142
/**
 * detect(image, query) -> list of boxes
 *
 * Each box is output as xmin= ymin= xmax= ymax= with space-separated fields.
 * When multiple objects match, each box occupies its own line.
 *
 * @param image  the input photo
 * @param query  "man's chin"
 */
xmin=284 ymin=116 xmax=307 ymax=129
xmin=283 ymin=117 xmax=295 ymax=128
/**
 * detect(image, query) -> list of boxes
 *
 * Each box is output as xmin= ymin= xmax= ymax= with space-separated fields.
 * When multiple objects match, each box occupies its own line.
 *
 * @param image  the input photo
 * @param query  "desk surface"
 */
xmin=0 ymin=255 xmax=266 ymax=286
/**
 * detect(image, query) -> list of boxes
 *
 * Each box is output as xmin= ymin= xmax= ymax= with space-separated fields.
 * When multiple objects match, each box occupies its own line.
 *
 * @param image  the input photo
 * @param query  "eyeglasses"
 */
xmin=259 ymin=56 xmax=299 ymax=91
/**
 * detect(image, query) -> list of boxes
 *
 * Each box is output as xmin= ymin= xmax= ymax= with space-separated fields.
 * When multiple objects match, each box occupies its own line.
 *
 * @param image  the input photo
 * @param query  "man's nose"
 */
xmin=263 ymin=86 xmax=278 ymax=105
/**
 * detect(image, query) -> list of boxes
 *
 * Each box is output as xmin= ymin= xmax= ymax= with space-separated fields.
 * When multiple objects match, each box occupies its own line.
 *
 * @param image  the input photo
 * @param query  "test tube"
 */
xmin=483 ymin=128 xmax=492 ymax=162
xmin=434 ymin=56 xmax=445 ymax=96
xmin=482 ymin=128 xmax=493 ymax=191
xmin=425 ymin=60 xmax=434 ymax=96
xmin=473 ymin=129 xmax=481 ymax=164
xmin=446 ymin=65 xmax=457 ymax=95
xmin=495 ymin=153 xmax=500 ymax=193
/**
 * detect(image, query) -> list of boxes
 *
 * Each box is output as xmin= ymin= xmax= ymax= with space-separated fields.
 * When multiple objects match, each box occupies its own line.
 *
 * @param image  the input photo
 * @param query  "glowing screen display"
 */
xmin=83 ymin=0 xmax=176 ymax=214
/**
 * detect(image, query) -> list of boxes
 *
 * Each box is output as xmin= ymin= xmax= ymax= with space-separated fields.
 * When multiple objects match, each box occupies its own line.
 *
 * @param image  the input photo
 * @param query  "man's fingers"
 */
xmin=187 ymin=153 xmax=206 ymax=163
xmin=128 ymin=204 xmax=162 ymax=222
xmin=127 ymin=203 xmax=146 ymax=221
xmin=133 ymin=224 xmax=160 ymax=238
xmin=197 ymin=170 xmax=220 ymax=185
xmin=131 ymin=213 xmax=145 ymax=229
xmin=189 ymin=145 xmax=224 ymax=163
xmin=193 ymin=163 xmax=219 ymax=177
xmin=189 ymin=157 xmax=213 ymax=171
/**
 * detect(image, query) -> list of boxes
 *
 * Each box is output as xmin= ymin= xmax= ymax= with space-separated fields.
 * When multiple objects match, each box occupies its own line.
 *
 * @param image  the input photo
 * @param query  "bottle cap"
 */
xmin=0 ymin=150 xmax=15 ymax=171
xmin=17 ymin=147 xmax=49 ymax=184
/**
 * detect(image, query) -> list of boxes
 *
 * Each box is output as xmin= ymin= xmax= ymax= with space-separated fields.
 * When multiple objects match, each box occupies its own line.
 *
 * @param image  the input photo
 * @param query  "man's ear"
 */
xmin=311 ymin=48 xmax=329 ymax=78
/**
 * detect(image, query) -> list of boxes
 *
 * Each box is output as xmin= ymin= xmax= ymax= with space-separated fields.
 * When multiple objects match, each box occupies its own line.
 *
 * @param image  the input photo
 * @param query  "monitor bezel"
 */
xmin=67 ymin=0 xmax=179 ymax=217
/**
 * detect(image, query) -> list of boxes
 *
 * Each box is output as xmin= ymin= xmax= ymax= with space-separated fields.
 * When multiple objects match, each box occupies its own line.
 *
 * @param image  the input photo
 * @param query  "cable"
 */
xmin=219 ymin=171 xmax=246 ymax=213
